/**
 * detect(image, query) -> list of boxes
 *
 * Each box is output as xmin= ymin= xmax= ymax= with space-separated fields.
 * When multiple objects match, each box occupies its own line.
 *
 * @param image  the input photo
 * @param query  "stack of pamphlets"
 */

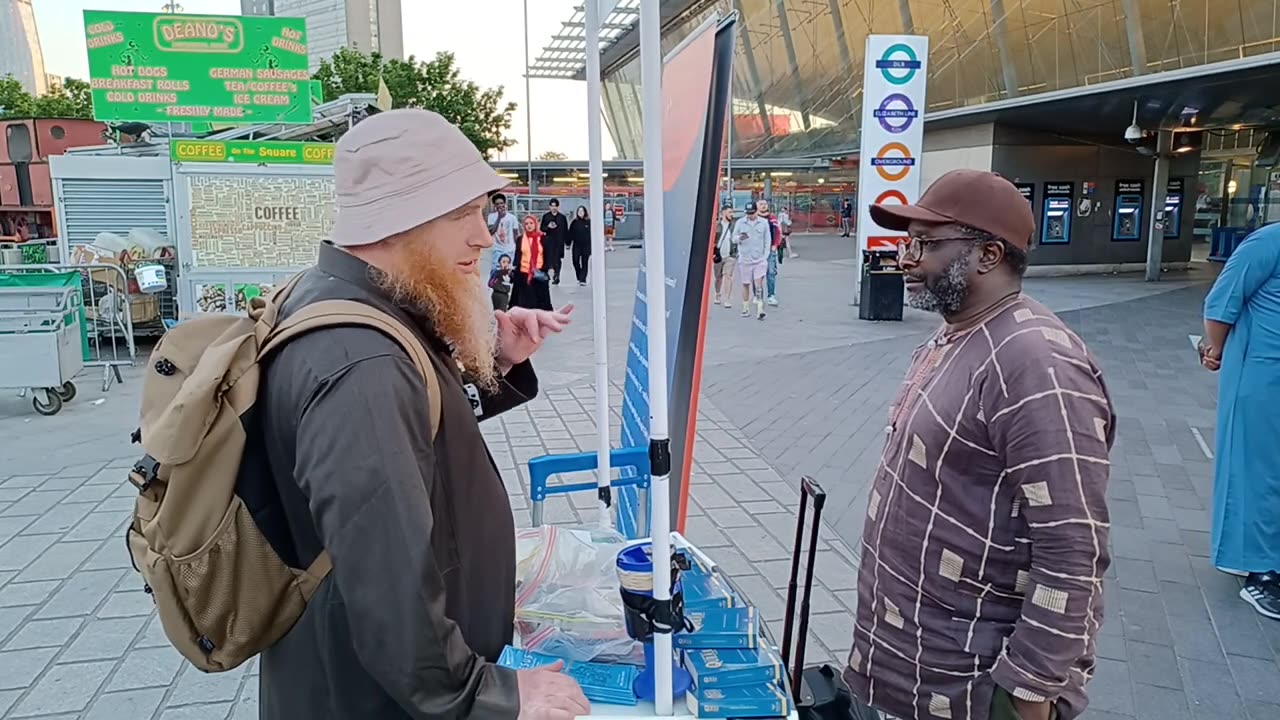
xmin=675 ymin=607 xmax=758 ymax=649
xmin=683 ymin=647 xmax=783 ymax=688
xmin=681 ymin=646 xmax=793 ymax=717
xmin=672 ymin=569 xmax=793 ymax=718
xmin=497 ymin=646 xmax=638 ymax=706
xmin=682 ymin=572 xmax=738 ymax=610
xmin=685 ymin=684 xmax=792 ymax=717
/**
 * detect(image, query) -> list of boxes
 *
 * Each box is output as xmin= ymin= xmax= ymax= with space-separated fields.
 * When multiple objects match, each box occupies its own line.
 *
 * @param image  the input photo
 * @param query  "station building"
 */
xmin=520 ymin=0 xmax=1280 ymax=272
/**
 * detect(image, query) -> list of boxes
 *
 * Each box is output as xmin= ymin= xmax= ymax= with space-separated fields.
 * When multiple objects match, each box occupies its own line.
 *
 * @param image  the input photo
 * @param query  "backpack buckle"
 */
xmin=128 ymin=456 xmax=160 ymax=492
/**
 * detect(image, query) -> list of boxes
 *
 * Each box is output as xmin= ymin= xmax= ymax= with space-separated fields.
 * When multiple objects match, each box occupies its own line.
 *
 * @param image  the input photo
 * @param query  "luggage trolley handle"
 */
xmin=781 ymin=476 xmax=826 ymax=695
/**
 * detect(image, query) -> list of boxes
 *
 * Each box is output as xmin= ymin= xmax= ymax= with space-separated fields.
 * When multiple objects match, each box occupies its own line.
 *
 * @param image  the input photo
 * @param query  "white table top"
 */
xmin=579 ymin=699 xmax=799 ymax=719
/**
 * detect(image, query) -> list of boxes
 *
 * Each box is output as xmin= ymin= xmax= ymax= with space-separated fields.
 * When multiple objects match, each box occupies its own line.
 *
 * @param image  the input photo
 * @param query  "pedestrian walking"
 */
xmin=840 ymin=198 xmax=853 ymax=237
xmin=540 ymin=198 xmax=569 ymax=285
xmin=757 ymin=199 xmax=781 ymax=306
xmin=844 ymin=169 xmax=1115 ymax=720
xmin=487 ymin=192 xmax=521 ymax=275
xmin=603 ymin=202 xmax=616 ymax=252
xmin=778 ymin=205 xmax=796 ymax=259
xmin=569 ymin=205 xmax=592 ymax=285
xmin=733 ymin=202 xmax=770 ymax=319
xmin=511 ymin=214 xmax=553 ymax=311
xmin=252 ymin=109 xmax=586 ymax=720
xmin=1200 ymin=221 xmax=1280 ymax=619
xmin=712 ymin=206 xmax=736 ymax=306
xmin=489 ymin=253 xmax=513 ymax=310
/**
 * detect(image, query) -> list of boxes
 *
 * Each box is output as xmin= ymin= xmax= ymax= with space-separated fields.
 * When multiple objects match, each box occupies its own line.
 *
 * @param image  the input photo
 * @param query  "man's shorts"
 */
xmin=737 ymin=258 xmax=767 ymax=283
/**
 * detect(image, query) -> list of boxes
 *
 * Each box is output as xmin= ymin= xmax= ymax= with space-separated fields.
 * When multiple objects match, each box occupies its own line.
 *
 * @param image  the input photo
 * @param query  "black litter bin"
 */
xmin=858 ymin=249 xmax=904 ymax=321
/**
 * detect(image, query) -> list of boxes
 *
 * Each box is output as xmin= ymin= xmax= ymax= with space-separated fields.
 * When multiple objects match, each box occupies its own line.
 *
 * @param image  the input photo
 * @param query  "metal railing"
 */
xmin=0 ymin=262 xmax=138 ymax=391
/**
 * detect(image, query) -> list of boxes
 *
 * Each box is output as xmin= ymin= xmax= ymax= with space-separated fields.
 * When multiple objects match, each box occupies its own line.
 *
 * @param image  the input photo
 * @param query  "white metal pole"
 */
xmin=639 ymin=0 xmax=673 ymax=713
xmin=523 ymin=0 xmax=534 ymax=196
xmin=586 ymin=0 xmax=613 ymax=529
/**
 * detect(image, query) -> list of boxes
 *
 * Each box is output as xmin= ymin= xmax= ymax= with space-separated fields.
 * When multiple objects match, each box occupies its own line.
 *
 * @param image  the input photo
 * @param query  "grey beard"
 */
xmin=907 ymin=254 xmax=972 ymax=315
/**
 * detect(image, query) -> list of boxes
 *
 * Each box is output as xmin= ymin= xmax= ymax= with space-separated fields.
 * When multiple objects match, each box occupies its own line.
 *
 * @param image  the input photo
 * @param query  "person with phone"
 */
xmin=732 ymin=201 xmax=770 ymax=319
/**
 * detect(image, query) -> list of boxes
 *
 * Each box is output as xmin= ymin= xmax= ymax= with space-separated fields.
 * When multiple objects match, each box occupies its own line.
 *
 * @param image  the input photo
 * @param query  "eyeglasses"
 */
xmin=896 ymin=235 xmax=977 ymax=261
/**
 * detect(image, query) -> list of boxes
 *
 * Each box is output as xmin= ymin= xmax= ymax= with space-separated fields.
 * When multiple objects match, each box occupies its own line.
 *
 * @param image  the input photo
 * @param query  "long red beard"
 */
xmin=372 ymin=239 xmax=498 ymax=392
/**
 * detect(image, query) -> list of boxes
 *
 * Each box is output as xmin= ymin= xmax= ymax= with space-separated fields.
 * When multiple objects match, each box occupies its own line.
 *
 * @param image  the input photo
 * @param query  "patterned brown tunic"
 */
xmin=844 ymin=295 xmax=1115 ymax=720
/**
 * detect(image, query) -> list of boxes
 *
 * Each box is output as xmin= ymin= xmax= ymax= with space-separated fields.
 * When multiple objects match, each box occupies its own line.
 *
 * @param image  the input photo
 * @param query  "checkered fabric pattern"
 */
xmin=843 ymin=296 xmax=1116 ymax=720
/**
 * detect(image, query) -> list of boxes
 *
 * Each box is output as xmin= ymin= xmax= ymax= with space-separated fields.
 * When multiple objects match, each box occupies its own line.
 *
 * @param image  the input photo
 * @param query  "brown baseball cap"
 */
xmin=869 ymin=169 xmax=1035 ymax=249
xmin=331 ymin=108 xmax=509 ymax=247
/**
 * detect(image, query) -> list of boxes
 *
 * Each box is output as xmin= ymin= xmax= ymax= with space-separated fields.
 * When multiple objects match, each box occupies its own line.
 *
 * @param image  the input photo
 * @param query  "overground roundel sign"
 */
xmin=871 ymin=142 xmax=914 ymax=182
xmin=873 ymin=189 xmax=908 ymax=206
xmin=875 ymin=43 xmax=922 ymax=85
xmin=874 ymin=93 xmax=918 ymax=133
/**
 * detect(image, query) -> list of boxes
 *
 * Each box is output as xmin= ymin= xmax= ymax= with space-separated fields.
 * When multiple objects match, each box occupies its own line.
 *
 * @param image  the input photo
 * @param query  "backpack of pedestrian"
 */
xmin=124 ymin=273 xmax=441 ymax=672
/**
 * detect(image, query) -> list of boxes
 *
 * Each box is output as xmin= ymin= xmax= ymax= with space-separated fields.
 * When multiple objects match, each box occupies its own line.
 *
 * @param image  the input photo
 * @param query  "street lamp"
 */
xmin=161 ymin=3 xmax=183 ymax=13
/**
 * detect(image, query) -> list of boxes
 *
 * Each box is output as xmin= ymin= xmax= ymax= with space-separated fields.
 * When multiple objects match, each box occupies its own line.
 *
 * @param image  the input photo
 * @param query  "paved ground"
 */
xmin=1 ymin=234 xmax=1275 ymax=719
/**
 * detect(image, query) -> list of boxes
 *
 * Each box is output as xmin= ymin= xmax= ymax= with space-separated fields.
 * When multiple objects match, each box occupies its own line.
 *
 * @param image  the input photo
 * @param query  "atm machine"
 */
xmin=1041 ymin=182 xmax=1074 ymax=244
xmin=1113 ymin=180 xmax=1145 ymax=241
xmin=1164 ymin=179 xmax=1184 ymax=239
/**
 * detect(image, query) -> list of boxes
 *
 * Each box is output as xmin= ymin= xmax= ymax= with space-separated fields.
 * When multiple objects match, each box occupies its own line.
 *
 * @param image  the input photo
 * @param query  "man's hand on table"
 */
xmin=516 ymin=660 xmax=591 ymax=720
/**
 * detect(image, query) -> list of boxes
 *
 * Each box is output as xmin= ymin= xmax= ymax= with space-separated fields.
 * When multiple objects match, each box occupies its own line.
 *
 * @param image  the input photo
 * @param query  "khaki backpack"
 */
xmin=125 ymin=273 xmax=441 ymax=672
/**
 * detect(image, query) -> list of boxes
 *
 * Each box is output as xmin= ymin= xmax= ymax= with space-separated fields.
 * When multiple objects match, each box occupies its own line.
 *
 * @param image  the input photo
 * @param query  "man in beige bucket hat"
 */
xmin=256 ymin=109 xmax=586 ymax=720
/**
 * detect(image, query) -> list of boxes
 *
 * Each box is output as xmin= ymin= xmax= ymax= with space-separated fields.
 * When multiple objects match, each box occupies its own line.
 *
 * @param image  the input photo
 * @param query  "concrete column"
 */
xmin=987 ymin=0 xmax=1020 ymax=98
xmin=733 ymin=1 xmax=776 ymax=148
xmin=826 ymin=0 xmax=859 ymax=119
xmin=898 ymin=0 xmax=915 ymax=33
xmin=1145 ymin=130 xmax=1172 ymax=281
xmin=1120 ymin=0 xmax=1149 ymax=75
xmin=774 ymin=0 xmax=811 ymax=130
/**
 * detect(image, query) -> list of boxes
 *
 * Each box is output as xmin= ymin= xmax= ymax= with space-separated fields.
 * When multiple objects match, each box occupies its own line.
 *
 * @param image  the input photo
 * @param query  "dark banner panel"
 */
xmin=617 ymin=15 xmax=737 ymax=537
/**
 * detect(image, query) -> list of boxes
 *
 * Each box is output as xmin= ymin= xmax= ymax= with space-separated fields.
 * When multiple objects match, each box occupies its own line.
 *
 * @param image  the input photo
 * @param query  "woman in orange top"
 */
xmin=510 ymin=214 xmax=553 ymax=310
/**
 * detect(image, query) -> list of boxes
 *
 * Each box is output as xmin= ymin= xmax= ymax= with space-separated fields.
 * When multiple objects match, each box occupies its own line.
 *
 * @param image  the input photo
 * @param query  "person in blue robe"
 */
xmin=1201 ymin=222 xmax=1280 ymax=620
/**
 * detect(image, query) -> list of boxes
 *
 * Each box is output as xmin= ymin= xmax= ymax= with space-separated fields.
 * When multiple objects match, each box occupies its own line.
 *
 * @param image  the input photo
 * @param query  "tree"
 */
xmin=313 ymin=48 xmax=516 ymax=158
xmin=0 ymin=75 xmax=94 ymax=119
xmin=537 ymin=150 xmax=568 ymax=161
xmin=32 ymin=79 xmax=93 ymax=119
xmin=0 ymin=75 xmax=34 ymax=118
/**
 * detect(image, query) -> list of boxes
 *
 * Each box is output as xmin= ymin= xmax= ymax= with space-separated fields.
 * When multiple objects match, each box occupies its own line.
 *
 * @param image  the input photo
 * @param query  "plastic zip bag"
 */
xmin=514 ymin=525 xmax=643 ymax=664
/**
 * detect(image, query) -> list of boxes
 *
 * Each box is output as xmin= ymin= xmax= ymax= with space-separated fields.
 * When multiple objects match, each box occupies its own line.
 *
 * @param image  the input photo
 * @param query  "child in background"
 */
xmin=489 ymin=253 xmax=514 ymax=311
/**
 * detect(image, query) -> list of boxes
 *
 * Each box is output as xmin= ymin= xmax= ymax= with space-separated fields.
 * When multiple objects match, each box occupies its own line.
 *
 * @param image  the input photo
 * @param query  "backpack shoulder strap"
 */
xmin=260 ymin=300 xmax=442 ymax=440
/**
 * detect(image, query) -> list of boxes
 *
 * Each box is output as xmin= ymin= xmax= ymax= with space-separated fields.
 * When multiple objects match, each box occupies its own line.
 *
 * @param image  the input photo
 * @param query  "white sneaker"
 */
xmin=741 ymin=302 xmax=750 ymax=317
xmin=756 ymin=299 xmax=766 ymax=319
xmin=767 ymin=295 xmax=778 ymax=306
xmin=723 ymin=301 xmax=732 ymax=309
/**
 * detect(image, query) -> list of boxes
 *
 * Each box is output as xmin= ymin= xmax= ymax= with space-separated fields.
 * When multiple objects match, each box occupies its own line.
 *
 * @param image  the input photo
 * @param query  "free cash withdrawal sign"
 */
xmin=83 ymin=11 xmax=311 ymax=124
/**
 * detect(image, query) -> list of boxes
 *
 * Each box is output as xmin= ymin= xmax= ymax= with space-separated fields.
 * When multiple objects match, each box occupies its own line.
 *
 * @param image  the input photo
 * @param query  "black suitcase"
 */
xmin=781 ymin=477 xmax=883 ymax=720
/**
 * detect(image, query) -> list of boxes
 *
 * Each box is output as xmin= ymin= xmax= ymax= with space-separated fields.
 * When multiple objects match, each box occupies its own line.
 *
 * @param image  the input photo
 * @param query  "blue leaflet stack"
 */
xmin=496 ymin=646 xmax=638 ymax=706
xmin=684 ymin=684 xmax=792 ymax=718
xmin=682 ymin=647 xmax=783 ymax=689
xmin=682 ymin=572 xmax=738 ymax=611
xmin=675 ymin=607 xmax=758 ymax=649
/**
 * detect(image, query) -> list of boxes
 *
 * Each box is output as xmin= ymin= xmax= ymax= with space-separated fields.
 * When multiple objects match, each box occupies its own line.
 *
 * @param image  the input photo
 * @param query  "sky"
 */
xmin=31 ymin=0 xmax=617 ymax=159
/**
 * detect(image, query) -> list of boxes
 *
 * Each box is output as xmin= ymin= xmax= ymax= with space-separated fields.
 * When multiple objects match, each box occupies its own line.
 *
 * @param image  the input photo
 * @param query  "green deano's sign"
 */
xmin=171 ymin=139 xmax=335 ymax=165
xmin=82 ymin=10 xmax=312 ymax=124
